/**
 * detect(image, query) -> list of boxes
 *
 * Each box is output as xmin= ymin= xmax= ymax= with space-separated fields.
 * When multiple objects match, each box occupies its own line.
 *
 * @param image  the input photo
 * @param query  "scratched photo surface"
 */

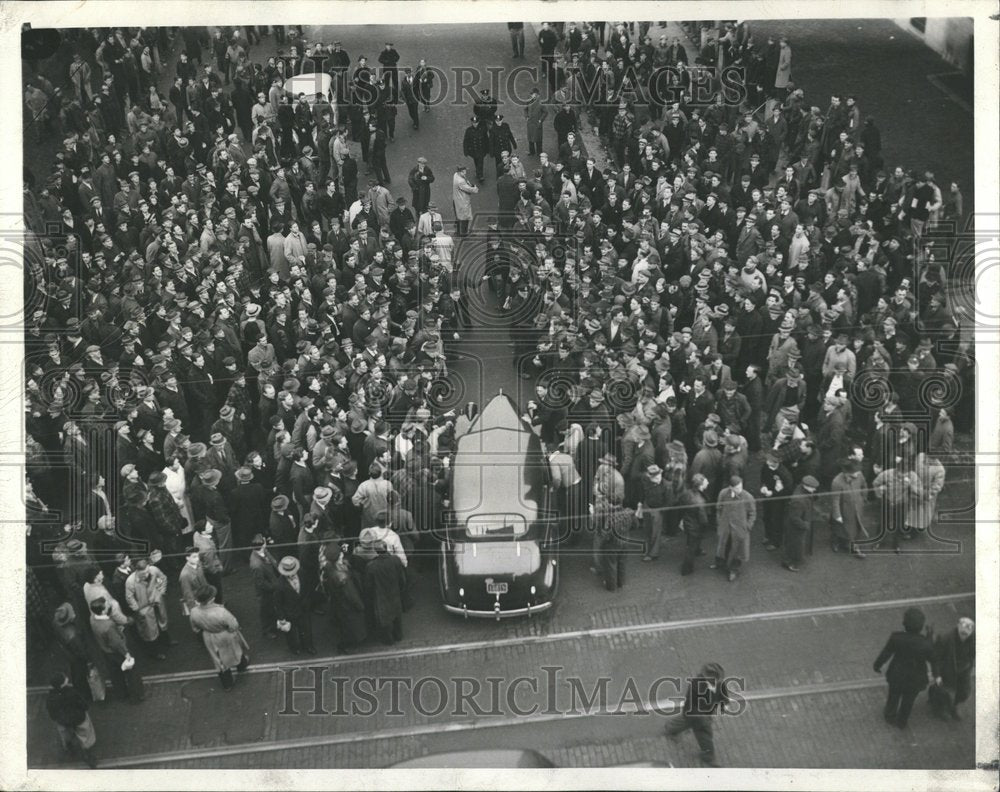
xmin=9 ymin=6 xmax=993 ymax=785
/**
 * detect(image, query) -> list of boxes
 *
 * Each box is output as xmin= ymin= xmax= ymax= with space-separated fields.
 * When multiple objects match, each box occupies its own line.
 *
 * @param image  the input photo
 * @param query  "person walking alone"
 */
xmin=873 ymin=606 xmax=935 ymax=729
xmin=462 ymin=118 xmax=490 ymax=183
xmin=664 ymin=662 xmax=733 ymax=767
xmin=508 ymin=23 xmax=525 ymax=58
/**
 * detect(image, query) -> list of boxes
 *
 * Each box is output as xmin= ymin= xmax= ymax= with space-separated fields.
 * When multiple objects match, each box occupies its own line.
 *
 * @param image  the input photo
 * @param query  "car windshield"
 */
xmin=465 ymin=514 xmax=528 ymax=538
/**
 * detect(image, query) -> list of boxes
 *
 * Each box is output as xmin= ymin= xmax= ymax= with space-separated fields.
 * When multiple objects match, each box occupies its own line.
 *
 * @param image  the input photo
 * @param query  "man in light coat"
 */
xmin=282 ymin=221 xmax=308 ymax=269
xmin=452 ymin=164 xmax=478 ymax=237
xmin=124 ymin=557 xmax=173 ymax=658
xmin=903 ymin=452 xmax=946 ymax=545
xmin=712 ymin=475 xmax=756 ymax=581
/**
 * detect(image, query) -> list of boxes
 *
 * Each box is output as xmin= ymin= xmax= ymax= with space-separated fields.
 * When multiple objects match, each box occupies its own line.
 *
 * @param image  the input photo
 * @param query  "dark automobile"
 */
xmin=438 ymin=392 xmax=559 ymax=619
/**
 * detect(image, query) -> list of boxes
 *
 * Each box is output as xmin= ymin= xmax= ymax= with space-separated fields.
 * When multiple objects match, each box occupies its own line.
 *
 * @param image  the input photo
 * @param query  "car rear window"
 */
xmin=465 ymin=514 xmax=528 ymax=538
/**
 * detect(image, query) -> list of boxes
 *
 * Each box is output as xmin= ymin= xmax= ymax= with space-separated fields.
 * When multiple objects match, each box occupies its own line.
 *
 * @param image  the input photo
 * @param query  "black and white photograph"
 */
xmin=1 ymin=1 xmax=997 ymax=789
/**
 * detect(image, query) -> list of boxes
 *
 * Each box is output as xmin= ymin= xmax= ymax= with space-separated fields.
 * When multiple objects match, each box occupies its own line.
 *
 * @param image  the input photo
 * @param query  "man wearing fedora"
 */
xmin=249 ymin=534 xmax=282 ymax=639
xmin=268 ymin=494 xmax=299 ymax=558
xmin=229 ymin=466 xmax=268 ymax=550
xmin=274 ymin=555 xmax=317 ymax=655
xmin=782 ymin=475 xmax=819 ymax=572
xmin=191 ymin=468 xmax=236 ymax=574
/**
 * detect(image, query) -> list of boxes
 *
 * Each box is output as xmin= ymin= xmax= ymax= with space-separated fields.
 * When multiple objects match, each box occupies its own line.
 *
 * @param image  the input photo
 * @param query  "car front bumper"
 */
xmin=443 ymin=600 xmax=554 ymax=618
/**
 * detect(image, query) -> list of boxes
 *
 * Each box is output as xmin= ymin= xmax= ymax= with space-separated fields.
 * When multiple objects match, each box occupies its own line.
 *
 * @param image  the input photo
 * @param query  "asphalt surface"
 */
xmin=24 ymin=21 xmax=981 ymax=770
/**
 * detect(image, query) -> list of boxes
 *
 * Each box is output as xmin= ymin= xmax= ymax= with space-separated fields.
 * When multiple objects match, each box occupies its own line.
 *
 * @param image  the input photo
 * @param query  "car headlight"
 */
xmin=459 ymin=587 xmax=465 ymax=598
xmin=530 ymin=585 xmax=536 ymax=596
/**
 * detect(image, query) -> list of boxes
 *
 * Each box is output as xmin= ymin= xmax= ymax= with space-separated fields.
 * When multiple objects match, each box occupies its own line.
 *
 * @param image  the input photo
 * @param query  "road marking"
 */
xmin=28 ymin=592 xmax=972 ymax=693
xmin=54 ymin=677 xmax=889 ymax=769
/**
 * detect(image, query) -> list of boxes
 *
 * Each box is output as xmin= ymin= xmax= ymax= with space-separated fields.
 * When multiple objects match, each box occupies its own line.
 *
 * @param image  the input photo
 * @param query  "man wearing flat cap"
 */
xmin=408 ymin=157 xmax=435 ymax=215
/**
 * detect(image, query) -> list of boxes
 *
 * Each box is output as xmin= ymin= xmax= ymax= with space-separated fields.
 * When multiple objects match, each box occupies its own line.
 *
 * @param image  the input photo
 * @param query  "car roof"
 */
xmin=451 ymin=394 xmax=545 ymax=519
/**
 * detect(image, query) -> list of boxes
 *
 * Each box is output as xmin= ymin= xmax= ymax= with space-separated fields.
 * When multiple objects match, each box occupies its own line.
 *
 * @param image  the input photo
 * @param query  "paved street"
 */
xmin=28 ymin=595 xmax=976 ymax=768
xmin=24 ymin=20 xmax=980 ymax=771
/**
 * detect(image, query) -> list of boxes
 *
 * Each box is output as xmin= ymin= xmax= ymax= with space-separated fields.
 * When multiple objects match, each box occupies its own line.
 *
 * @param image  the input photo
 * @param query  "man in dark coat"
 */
xmin=407 ymin=157 xmax=435 ymax=214
xmin=758 ymin=450 xmax=794 ymax=551
xmin=873 ymin=606 xmax=935 ymax=728
xmin=367 ymin=121 xmax=390 ymax=184
xmin=363 ymin=540 xmax=407 ymax=644
xmin=228 ymin=466 xmax=268 ymax=550
xmin=496 ymin=170 xmax=519 ymax=230
xmin=462 ymin=117 xmax=490 ymax=182
xmin=248 ymin=535 xmax=281 ymax=639
xmin=781 ymin=475 xmax=818 ymax=571
xmin=273 ymin=555 xmax=317 ymax=654
xmin=268 ymin=494 xmax=299 ymax=558
xmin=489 ymin=114 xmax=517 ymax=177
xmin=664 ymin=661 xmax=732 ymax=767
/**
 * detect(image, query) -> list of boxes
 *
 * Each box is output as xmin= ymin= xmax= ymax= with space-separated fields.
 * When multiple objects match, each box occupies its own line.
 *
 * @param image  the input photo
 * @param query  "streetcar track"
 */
xmin=27 ymin=592 xmax=973 ymax=693
xmin=35 ymin=676 xmax=890 ymax=769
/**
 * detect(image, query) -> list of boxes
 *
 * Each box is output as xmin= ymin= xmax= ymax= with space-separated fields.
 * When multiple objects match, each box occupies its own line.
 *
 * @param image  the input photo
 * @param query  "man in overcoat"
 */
xmin=363 ymin=540 xmax=407 ymax=644
xmin=712 ymin=475 xmax=756 ymax=581
xmin=830 ymin=458 xmax=867 ymax=557
xmin=273 ymin=555 xmax=317 ymax=655
xmin=524 ymin=88 xmax=548 ymax=156
xmin=782 ymin=475 xmax=818 ymax=572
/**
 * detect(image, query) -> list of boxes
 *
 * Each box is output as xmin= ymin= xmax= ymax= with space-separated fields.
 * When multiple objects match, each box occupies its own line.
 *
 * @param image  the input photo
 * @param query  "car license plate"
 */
xmin=486 ymin=581 xmax=508 ymax=595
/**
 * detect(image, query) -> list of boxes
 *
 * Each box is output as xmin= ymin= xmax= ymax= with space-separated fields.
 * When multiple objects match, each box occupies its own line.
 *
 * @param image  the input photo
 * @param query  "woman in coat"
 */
xmin=873 ymin=607 xmax=935 ymax=728
xmin=904 ymin=452 xmax=946 ymax=538
xmin=189 ymin=585 xmax=249 ymax=690
xmin=321 ymin=544 xmax=368 ymax=652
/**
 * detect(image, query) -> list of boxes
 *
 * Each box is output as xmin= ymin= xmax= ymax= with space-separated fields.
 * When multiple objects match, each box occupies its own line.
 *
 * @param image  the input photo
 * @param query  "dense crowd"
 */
xmin=21 ymin=22 xmax=974 ymax=766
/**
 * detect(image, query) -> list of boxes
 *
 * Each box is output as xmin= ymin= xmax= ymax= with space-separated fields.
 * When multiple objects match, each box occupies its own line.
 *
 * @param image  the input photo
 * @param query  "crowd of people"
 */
xmin=21 ymin=21 xmax=975 ymax=767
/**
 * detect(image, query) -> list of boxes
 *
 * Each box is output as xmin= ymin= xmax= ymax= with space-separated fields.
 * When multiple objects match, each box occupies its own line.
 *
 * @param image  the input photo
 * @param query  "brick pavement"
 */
xmin=117 ymin=684 xmax=976 ymax=770
xmin=28 ymin=597 xmax=974 ymax=768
